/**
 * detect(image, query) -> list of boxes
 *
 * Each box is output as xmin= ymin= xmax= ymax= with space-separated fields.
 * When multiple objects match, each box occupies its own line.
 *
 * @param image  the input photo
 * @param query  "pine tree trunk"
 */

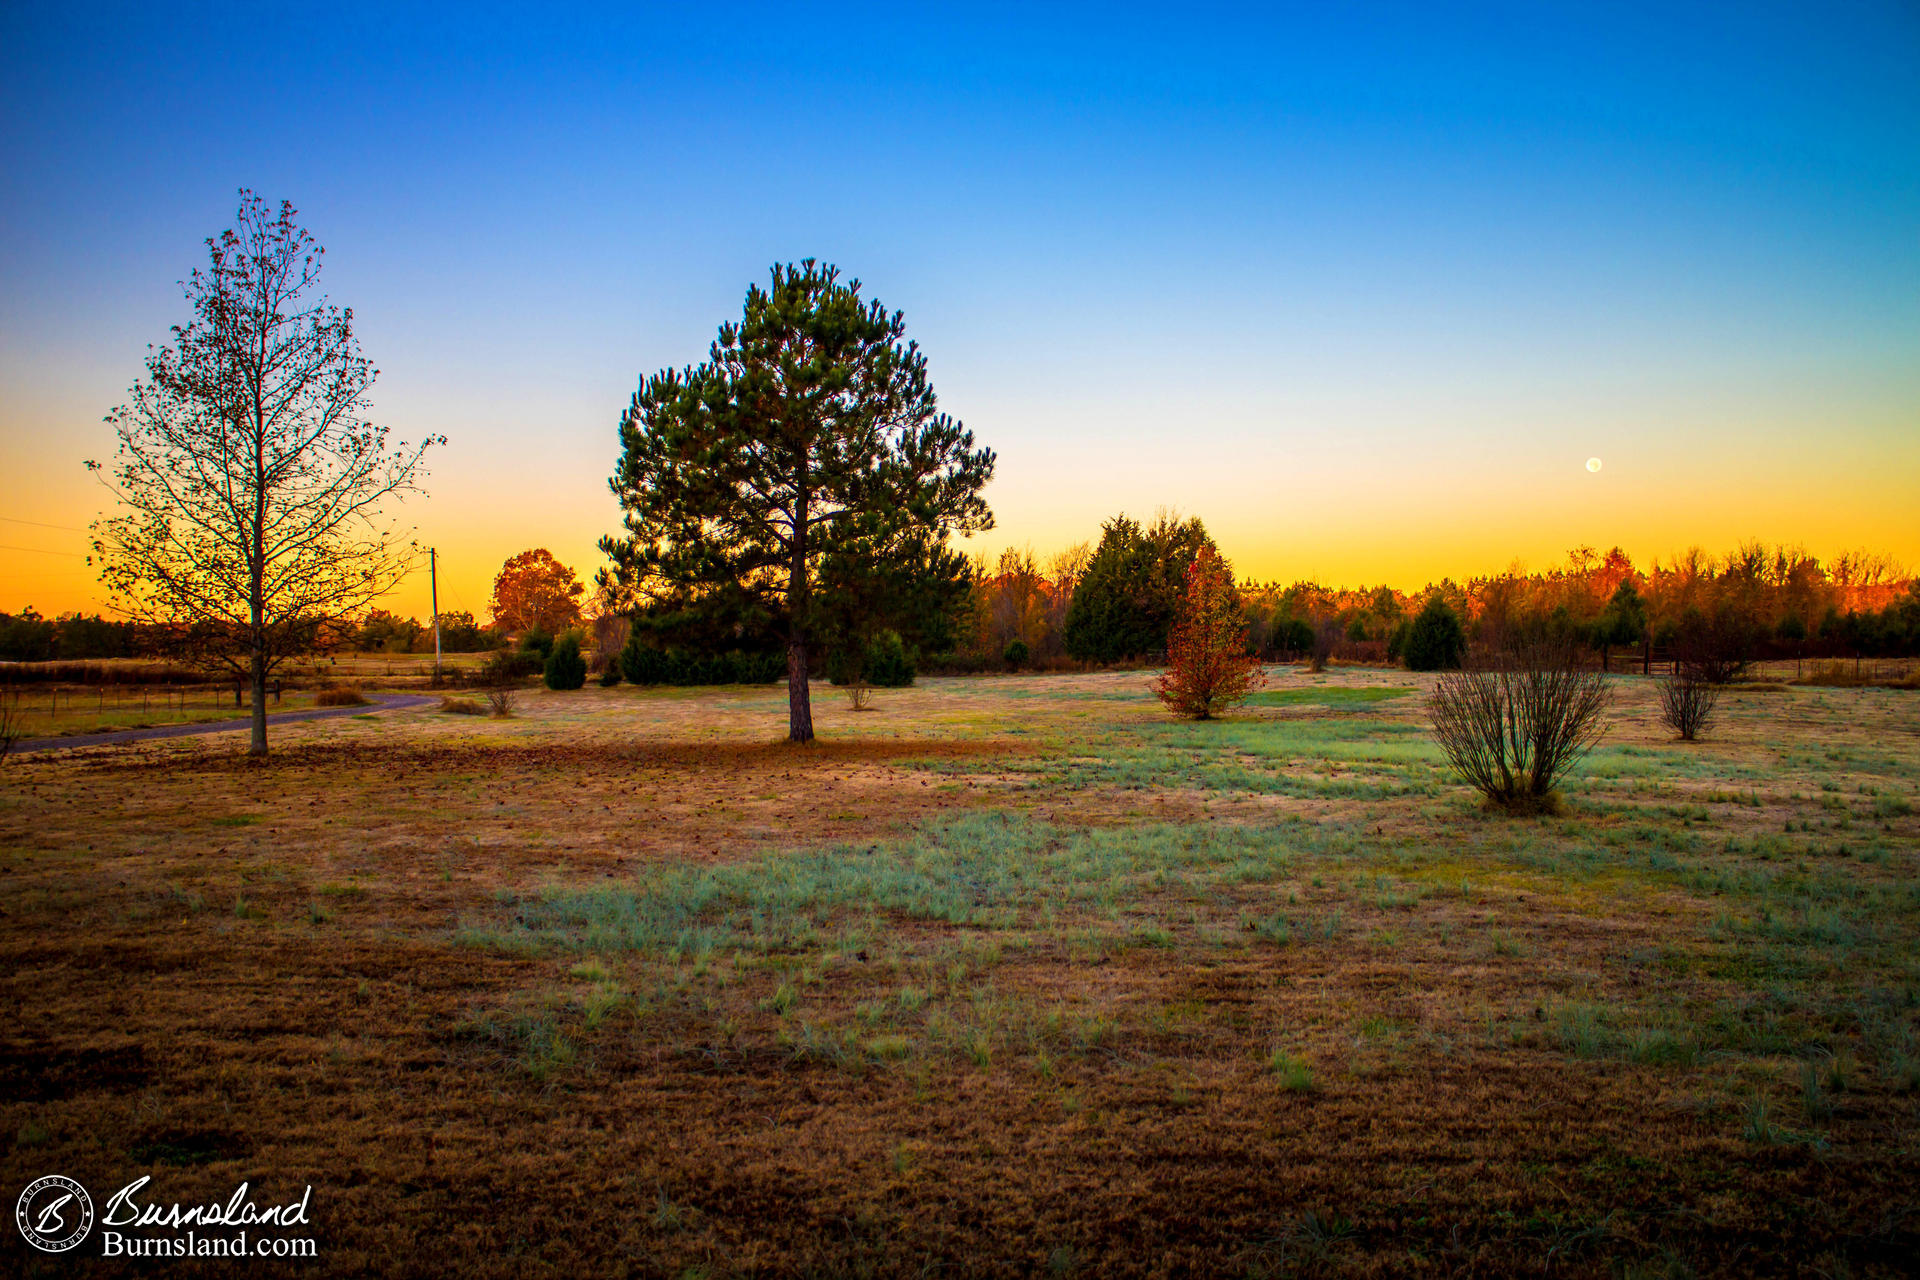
xmin=787 ymin=635 xmax=813 ymax=743
xmin=786 ymin=486 xmax=814 ymax=744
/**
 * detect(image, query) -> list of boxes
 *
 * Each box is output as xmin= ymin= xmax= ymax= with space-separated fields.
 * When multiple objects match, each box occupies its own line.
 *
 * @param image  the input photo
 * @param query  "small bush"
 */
xmin=517 ymin=626 xmax=554 ymax=659
xmin=485 ymin=687 xmax=516 ymax=718
xmin=1003 ymin=639 xmax=1029 ymax=671
xmin=620 ymin=635 xmax=783 ymax=686
xmin=597 ymin=664 xmax=622 ymax=687
xmin=864 ymin=630 xmax=916 ymax=688
xmin=315 ymin=686 xmax=368 ymax=707
xmin=1428 ymin=641 xmax=1611 ymax=813
xmin=543 ymin=633 xmax=587 ymax=691
xmin=1274 ymin=618 xmax=1314 ymax=661
xmin=481 ymin=649 xmax=542 ymax=683
xmin=1404 ymin=599 xmax=1466 ymax=671
xmin=439 ymin=696 xmax=485 ymax=716
xmin=1659 ymin=669 xmax=1720 ymax=741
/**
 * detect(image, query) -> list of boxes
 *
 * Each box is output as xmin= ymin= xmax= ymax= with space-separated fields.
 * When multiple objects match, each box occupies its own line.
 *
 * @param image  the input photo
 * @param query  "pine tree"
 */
xmin=1594 ymin=579 xmax=1647 ymax=673
xmin=543 ymin=633 xmax=586 ymax=690
xmin=1063 ymin=512 xmax=1218 ymax=662
xmin=1403 ymin=598 xmax=1466 ymax=671
xmin=601 ymin=262 xmax=993 ymax=742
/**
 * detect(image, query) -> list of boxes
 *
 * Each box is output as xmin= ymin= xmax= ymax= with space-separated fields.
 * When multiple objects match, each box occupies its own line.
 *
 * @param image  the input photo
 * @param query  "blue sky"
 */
xmin=3 ymin=2 xmax=1916 ymax=615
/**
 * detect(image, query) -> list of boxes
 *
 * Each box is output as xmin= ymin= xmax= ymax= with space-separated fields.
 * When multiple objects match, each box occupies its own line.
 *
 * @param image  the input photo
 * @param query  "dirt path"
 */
xmin=8 ymin=693 xmax=438 ymax=754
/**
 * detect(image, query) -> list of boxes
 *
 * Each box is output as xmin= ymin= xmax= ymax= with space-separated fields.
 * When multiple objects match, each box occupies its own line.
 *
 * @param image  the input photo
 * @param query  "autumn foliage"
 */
xmin=489 ymin=549 xmax=585 ymax=636
xmin=1153 ymin=548 xmax=1264 ymax=720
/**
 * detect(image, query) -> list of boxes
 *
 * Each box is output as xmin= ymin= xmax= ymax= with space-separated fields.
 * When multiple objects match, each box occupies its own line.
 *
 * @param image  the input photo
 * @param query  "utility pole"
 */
xmin=429 ymin=547 xmax=442 ymax=677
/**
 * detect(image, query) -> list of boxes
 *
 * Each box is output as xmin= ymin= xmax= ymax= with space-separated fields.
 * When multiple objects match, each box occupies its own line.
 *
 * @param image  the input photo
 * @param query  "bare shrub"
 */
xmin=1428 ymin=642 xmax=1612 ymax=814
xmin=1671 ymin=608 xmax=1757 ymax=685
xmin=1307 ymin=619 xmax=1341 ymax=674
xmin=485 ymin=687 xmax=516 ymax=718
xmin=1658 ymin=670 xmax=1720 ymax=741
xmin=845 ymin=680 xmax=873 ymax=711
xmin=315 ymin=686 xmax=368 ymax=707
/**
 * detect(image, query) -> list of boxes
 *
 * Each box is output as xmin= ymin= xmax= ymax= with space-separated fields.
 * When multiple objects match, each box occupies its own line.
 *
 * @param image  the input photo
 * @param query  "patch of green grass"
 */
xmin=459 ymin=813 xmax=1360 ymax=960
xmin=455 ymin=1008 xmax=579 ymax=1081
xmin=863 ymin=1034 xmax=912 ymax=1061
xmin=1268 ymin=1050 xmax=1316 ymax=1092
xmin=1244 ymin=686 xmax=1414 ymax=708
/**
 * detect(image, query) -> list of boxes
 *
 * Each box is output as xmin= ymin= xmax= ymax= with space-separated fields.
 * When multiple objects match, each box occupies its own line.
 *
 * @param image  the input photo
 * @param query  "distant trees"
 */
xmin=436 ymin=610 xmax=496 ymax=652
xmin=89 ymin=191 xmax=440 ymax=756
xmin=357 ymin=609 xmax=423 ymax=653
xmin=491 ymin=549 xmax=584 ymax=637
xmin=343 ymin=608 xmax=495 ymax=653
xmin=602 ymin=261 xmax=994 ymax=742
xmin=0 ymin=610 xmax=157 ymax=662
xmin=814 ymin=530 xmax=971 ymax=690
xmin=1064 ymin=512 xmax=1218 ymax=662
xmin=635 ymin=524 xmax=1911 ymax=677
xmin=1594 ymin=579 xmax=1646 ymax=672
xmin=940 ymin=544 xmax=1087 ymax=670
xmin=1153 ymin=548 xmax=1263 ymax=719
xmin=1240 ymin=544 xmax=1917 ymax=676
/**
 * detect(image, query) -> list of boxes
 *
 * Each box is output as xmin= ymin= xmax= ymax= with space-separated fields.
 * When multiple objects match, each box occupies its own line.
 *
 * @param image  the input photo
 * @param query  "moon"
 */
xmin=1585 ymin=457 xmax=1603 ymax=473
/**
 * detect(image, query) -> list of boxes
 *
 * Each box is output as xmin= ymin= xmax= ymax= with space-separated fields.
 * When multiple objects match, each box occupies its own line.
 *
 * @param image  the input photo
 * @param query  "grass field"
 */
xmin=2 ymin=667 xmax=1916 ymax=1276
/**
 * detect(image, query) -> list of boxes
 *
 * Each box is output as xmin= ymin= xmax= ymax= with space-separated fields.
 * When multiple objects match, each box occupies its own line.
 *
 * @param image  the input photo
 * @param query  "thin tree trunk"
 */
xmin=249 ymin=645 xmax=268 ymax=756
xmin=249 ymin=394 xmax=268 ymax=757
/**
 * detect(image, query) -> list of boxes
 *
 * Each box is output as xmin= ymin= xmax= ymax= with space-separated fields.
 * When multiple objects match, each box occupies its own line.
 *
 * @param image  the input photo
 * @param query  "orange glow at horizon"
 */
xmin=7 ymin=421 xmax=1917 ymax=624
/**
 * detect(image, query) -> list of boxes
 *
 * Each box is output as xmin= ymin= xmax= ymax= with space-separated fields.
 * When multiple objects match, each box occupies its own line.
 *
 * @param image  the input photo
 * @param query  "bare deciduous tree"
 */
xmin=1428 ymin=641 xmax=1612 ymax=813
xmin=89 ymin=192 xmax=441 ymax=756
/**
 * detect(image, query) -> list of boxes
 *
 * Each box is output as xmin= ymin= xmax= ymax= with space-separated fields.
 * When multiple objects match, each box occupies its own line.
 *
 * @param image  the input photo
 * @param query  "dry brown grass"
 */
xmin=1 ymin=670 xmax=1915 ymax=1275
xmin=314 ymin=686 xmax=369 ymax=707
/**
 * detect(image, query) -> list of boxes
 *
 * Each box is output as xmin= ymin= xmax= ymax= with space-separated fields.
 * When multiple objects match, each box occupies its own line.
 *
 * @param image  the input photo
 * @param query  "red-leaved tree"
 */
xmin=1153 ymin=547 xmax=1264 ymax=719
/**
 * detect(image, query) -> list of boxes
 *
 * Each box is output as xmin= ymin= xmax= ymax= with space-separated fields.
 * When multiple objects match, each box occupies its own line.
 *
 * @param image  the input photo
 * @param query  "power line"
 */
xmin=0 ymin=516 xmax=89 ymax=533
xmin=0 ymin=543 xmax=86 ymax=557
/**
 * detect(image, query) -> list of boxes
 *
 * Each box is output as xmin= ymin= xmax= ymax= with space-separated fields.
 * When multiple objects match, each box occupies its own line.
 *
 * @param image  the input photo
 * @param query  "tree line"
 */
xmin=950 ymin=535 xmax=1920 ymax=674
xmin=0 ymin=606 xmax=500 ymax=664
